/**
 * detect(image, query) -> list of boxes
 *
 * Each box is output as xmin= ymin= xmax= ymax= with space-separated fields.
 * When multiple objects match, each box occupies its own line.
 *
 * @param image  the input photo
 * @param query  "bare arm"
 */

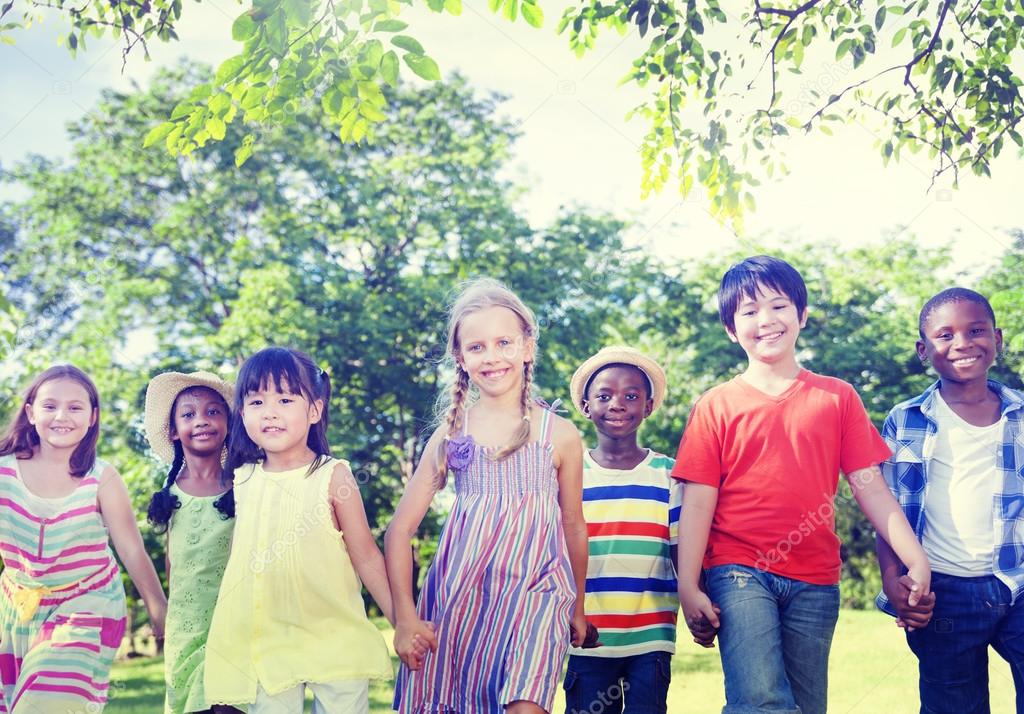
xmin=677 ymin=482 xmax=721 ymax=646
xmin=849 ymin=464 xmax=931 ymax=597
xmin=384 ymin=428 xmax=444 ymax=668
xmin=98 ymin=466 xmax=168 ymax=638
xmin=552 ymin=417 xmax=588 ymax=648
xmin=330 ymin=462 xmax=394 ymax=625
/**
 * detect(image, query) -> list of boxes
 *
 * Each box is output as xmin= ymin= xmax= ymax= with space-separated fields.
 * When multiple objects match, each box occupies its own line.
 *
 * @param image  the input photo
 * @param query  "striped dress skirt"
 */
xmin=0 ymin=456 xmax=127 ymax=713
xmin=395 ymin=409 xmax=576 ymax=713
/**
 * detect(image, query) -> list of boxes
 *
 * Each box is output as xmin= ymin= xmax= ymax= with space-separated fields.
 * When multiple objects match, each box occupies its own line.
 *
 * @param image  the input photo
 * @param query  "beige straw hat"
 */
xmin=144 ymin=371 xmax=234 ymax=463
xmin=570 ymin=346 xmax=667 ymax=416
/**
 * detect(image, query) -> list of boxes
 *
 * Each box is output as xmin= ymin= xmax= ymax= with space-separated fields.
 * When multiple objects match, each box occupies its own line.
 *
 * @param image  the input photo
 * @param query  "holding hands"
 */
xmin=680 ymin=584 xmax=721 ymax=648
xmin=394 ymin=618 xmax=438 ymax=670
xmin=882 ymin=570 xmax=935 ymax=632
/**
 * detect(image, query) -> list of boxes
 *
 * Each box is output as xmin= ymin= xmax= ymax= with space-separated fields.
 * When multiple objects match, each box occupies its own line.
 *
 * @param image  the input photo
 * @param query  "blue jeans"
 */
xmin=705 ymin=564 xmax=839 ymax=714
xmin=906 ymin=572 xmax=1024 ymax=714
xmin=563 ymin=651 xmax=672 ymax=714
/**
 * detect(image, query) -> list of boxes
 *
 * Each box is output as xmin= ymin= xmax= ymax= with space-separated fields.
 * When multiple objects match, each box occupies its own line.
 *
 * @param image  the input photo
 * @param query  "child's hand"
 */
xmin=148 ymin=600 xmax=168 ymax=641
xmin=570 ymin=614 xmax=601 ymax=648
xmin=680 ymin=586 xmax=721 ymax=648
xmin=394 ymin=618 xmax=437 ymax=670
xmin=882 ymin=572 xmax=935 ymax=632
xmin=905 ymin=561 xmax=932 ymax=606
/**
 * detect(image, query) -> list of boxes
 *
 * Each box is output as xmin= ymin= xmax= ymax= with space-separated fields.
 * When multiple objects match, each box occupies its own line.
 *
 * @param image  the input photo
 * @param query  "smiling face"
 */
xmin=171 ymin=387 xmax=229 ymax=458
xmin=240 ymin=378 xmax=323 ymax=462
xmin=25 ymin=378 xmax=97 ymax=452
xmin=917 ymin=299 xmax=1002 ymax=386
xmin=582 ymin=365 xmax=652 ymax=440
xmin=728 ymin=284 xmax=808 ymax=365
xmin=456 ymin=305 xmax=534 ymax=399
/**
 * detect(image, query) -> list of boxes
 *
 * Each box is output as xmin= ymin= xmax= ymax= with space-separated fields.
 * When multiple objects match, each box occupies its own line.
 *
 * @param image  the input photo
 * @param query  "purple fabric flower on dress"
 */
xmin=446 ymin=434 xmax=476 ymax=473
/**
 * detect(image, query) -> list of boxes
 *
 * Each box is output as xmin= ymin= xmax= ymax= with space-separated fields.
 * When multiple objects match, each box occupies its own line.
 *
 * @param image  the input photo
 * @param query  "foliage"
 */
xmin=7 ymin=1 xmax=1024 ymax=226
xmin=4 ymin=64 xmax=1024 ymax=618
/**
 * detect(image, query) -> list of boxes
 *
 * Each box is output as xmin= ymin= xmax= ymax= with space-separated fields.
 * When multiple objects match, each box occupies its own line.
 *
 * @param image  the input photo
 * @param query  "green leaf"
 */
xmin=380 ymin=50 xmax=399 ymax=87
xmin=503 ymin=0 xmax=518 ymax=22
xmin=266 ymin=10 xmax=288 ymax=55
xmin=874 ymin=6 xmax=886 ymax=31
xmin=392 ymin=35 xmax=425 ymax=54
xmin=142 ymin=121 xmax=175 ymax=148
xmin=231 ymin=12 xmax=257 ymax=41
xmin=170 ymin=101 xmax=194 ymax=120
xmin=359 ymin=103 xmax=387 ymax=121
xmin=836 ymin=38 xmax=852 ymax=60
xmin=374 ymin=19 xmax=408 ymax=31
xmin=209 ymin=92 xmax=232 ymax=115
xmin=282 ymin=0 xmax=312 ymax=26
xmin=892 ymin=27 xmax=907 ymax=47
xmin=444 ymin=0 xmax=462 ymax=14
xmin=521 ymin=1 xmax=543 ymax=27
xmin=403 ymin=53 xmax=441 ymax=81
xmin=234 ymin=143 xmax=254 ymax=167
xmin=207 ymin=116 xmax=227 ymax=141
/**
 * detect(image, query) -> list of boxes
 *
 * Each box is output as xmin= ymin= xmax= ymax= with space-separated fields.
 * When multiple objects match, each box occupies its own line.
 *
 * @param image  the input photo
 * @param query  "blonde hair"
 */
xmin=434 ymin=278 xmax=538 ymax=487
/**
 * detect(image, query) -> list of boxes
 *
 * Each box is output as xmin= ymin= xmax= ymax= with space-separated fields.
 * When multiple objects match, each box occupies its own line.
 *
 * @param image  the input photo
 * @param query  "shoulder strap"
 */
xmin=540 ymin=404 xmax=555 ymax=445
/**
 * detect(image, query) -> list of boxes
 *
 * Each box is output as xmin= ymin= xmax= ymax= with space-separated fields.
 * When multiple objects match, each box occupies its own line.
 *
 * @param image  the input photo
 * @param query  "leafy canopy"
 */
xmin=4 ymin=0 xmax=1024 ymax=227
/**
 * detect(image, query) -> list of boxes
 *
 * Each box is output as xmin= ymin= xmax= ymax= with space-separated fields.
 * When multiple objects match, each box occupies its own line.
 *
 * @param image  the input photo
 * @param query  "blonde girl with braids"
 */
xmin=386 ymin=278 xmax=589 ymax=714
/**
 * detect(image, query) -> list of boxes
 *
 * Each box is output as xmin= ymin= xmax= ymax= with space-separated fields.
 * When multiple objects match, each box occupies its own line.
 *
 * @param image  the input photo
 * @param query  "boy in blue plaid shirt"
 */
xmin=877 ymin=287 xmax=1024 ymax=714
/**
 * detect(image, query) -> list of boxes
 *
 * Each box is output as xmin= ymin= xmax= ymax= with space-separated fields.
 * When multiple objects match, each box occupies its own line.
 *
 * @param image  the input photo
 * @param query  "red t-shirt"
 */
xmin=671 ymin=369 xmax=891 ymax=585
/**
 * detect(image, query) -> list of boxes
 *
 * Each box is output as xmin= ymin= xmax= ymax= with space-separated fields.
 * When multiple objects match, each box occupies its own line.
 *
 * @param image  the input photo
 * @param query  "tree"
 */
xmin=0 ymin=63 xmax=656 ymax=610
xmin=6 ymin=1 xmax=1023 ymax=226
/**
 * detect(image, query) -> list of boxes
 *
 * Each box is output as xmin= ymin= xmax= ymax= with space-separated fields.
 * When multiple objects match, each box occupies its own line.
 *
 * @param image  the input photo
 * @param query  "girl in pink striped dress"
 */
xmin=386 ymin=279 xmax=590 ymax=713
xmin=0 ymin=365 xmax=167 ymax=713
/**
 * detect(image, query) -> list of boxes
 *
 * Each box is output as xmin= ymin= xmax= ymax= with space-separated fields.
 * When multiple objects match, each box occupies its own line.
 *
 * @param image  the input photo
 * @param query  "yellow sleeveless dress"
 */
xmin=204 ymin=457 xmax=392 ymax=705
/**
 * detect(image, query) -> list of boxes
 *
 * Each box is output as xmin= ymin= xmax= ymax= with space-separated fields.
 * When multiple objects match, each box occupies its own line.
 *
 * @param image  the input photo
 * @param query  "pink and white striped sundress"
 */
xmin=394 ymin=406 xmax=576 ymax=713
xmin=0 ymin=455 xmax=127 ymax=713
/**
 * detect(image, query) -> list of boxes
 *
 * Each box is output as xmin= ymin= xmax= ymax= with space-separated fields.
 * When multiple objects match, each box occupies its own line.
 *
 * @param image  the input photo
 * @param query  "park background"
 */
xmin=4 ymin=0 xmax=1024 ymax=711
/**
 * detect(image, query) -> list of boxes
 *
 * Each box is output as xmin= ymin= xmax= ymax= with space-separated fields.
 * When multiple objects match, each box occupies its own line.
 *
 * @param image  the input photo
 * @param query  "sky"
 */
xmin=2 ymin=2 xmax=1022 ymax=277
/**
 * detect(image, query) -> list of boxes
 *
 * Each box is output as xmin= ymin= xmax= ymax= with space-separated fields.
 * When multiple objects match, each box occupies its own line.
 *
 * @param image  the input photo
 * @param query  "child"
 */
xmin=386 ymin=277 xmax=589 ymax=714
xmin=876 ymin=287 xmax=1024 ymax=714
xmin=203 ymin=347 xmax=393 ymax=713
xmin=143 ymin=370 xmax=238 ymax=714
xmin=564 ymin=345 xmax=681 ymax=714
xmin=0 ymin=364 xmax=167 ymax=712
xmin=674 ymin=256 xmax=931 ymax=714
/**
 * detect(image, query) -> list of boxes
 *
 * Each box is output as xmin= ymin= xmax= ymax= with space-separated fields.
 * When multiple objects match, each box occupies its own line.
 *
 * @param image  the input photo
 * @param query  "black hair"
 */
xmin=717 ymin=255 xmax=808 ymax=333
xmin=584 ymin=363 xmax=652 ymax=402
xmin=226 ymin=347 xmax=332 ymax=479
xmin=918 ymin=287 xmax=997 ymax=338
xmin=147 ymin=389 xmax=234 ymax=533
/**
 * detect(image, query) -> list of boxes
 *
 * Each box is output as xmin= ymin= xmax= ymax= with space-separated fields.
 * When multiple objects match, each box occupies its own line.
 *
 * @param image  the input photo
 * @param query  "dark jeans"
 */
xmin=563 ymin=651 xmax=672 ymax=714
xmin=907 ymin=572 xmax=1024 ymax=714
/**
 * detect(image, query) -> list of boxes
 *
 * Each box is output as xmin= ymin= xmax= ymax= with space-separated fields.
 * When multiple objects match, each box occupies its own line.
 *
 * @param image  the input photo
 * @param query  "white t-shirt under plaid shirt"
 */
xmin=570 ymin=449 xmax=683 ymax=658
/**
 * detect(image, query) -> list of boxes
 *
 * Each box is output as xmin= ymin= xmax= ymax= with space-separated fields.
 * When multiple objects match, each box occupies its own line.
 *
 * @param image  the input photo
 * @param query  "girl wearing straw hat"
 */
xmin=144 ymin=371 xmax=239 ymax=714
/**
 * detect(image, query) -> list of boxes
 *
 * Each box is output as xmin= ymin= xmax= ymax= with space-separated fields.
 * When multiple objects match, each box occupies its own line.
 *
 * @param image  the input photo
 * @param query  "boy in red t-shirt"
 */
xmin=673 ymin=255 xmax=930 ymax=714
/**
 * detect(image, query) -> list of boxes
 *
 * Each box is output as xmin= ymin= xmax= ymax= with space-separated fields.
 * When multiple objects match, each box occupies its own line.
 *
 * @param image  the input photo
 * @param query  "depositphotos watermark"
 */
xmin=570 ymin=681 xmax=630 ymax=714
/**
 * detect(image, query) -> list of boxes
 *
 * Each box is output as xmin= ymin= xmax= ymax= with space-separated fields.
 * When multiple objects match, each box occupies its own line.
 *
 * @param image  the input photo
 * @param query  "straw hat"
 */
xmin=144 ymin=371 xmax=234 ymax=463
xmin=570 ymin=346 xmax=667 ymax=416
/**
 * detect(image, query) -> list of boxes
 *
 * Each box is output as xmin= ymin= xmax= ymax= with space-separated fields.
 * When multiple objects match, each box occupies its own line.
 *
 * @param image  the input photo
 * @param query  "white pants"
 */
xmin=250 ymin=680 xmax=369 ymax=714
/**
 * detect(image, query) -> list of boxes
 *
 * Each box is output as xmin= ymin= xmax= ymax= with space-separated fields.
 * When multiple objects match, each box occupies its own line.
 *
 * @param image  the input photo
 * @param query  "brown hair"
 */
xmin=433 ymin=278 xmax=537 ymax=488
xmin=0 ymin=364 xmax=101 ymax=477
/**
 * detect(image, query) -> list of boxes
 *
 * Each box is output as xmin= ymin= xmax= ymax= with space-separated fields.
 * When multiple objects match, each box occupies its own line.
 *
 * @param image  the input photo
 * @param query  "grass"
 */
xmin=107 ymin=610 xmax=1015 ymax=713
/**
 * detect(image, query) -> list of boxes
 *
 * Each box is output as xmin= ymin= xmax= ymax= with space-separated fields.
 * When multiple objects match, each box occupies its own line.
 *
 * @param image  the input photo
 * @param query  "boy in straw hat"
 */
xmin=563 ymin=346 xmax=682 ymax=713
xmin=143 ymin=371 xmax=240 ymax=714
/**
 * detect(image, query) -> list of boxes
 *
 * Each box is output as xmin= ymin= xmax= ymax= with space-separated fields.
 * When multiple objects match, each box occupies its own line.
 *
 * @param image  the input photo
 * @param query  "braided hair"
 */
xmin=147 ymin=392 xmax=234 ymax=533
xmin=433 ymin=278 xmax=539 ymax=487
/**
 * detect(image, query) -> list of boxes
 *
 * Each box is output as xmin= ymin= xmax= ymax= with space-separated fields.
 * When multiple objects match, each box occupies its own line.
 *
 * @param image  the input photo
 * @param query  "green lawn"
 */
xmin=108 ymin=610 xmax=1014 ymax=713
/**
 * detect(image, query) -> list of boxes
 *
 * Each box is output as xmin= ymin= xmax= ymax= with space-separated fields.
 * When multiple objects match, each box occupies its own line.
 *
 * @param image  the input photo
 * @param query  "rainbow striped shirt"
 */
xmin=570 ymin=449 xmax=682 ymax=658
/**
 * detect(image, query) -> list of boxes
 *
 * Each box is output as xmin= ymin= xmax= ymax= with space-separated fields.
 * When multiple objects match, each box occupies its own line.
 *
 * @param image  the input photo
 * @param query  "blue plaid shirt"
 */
xmin=876 ymin=379 xmax=1024 ymax=615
